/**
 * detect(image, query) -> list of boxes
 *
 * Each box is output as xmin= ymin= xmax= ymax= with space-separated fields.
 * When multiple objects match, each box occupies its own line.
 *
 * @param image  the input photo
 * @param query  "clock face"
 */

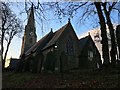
xmin=30 ymin=32 xmax=34 ymax=36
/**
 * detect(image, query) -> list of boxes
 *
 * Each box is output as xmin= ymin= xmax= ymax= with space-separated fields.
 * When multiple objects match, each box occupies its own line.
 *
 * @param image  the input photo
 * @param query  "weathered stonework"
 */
xmin=20 ymin=4 xmax=37 ymax=56
xmin=18 ymin=5 xmax=102 ymax=73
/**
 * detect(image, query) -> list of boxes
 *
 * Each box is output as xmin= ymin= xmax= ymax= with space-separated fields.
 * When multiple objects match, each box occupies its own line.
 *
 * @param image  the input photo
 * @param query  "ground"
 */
xmin=2 ymin=68 xmax=120 ymax=88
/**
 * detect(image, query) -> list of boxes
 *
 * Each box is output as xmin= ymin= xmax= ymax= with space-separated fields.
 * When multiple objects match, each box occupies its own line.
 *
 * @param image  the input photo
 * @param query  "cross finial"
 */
xmin=68 ymin=18 xmax=70 ymax=23
xmin=88 ymin=32 xmax=90 ymax=35
xmin=51 ymin=28 xmax=53 ymax=32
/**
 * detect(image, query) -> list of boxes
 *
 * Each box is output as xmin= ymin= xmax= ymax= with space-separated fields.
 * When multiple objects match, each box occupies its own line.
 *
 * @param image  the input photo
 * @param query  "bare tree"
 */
xmin=44 ymin=2 xmax=109 ymax=65
xmin=102 ymin=2 xmax=118 ymax=66
xmin=44 ymin=1 xmax=119 ymax=67
xmin=0 ymin=2 xmax=23 ymax=70
xmin=94 ymin=2 xmax=110 ymax=66
xmin=7 ymin=1 xmax=119 ymax=67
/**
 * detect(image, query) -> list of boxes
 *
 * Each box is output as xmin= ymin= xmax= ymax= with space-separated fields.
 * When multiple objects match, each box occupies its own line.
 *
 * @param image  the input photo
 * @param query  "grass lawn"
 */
xmin=2 ymin=68 xmax=120 ymax=88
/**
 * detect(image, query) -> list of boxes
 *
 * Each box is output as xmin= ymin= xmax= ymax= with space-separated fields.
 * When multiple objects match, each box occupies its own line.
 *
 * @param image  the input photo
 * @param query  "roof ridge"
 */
xmin=79 ymin=35 xmax=89 ymax=40
xmin=54 ymin=22 xmax=68 ymax=33
xmin=25 ymin=31 xmax=54 ymax=55
xmin=42 ymin=22 xmax=71 ymax=50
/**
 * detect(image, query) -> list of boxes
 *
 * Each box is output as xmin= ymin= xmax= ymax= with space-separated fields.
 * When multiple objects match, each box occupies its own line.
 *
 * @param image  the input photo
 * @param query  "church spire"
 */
xmin=27 ymin=3 xmax=35 ymax=28
xmin=20 ymin=4 xmax=37 ymax=56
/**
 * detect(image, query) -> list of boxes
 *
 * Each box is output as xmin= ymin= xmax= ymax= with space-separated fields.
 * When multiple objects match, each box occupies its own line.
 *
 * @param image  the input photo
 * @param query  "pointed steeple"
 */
xmin=27 ymin=3 xmax=35 ymax=29
xmin=25 ymin=3 xmax=36 ymax=34
xmin=20 ymin=3 xmax=37 ymax=56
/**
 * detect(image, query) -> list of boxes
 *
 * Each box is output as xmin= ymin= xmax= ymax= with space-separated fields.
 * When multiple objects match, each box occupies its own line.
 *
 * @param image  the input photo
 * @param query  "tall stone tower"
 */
xmin=20 ymin=4 xmax=37 ymax=56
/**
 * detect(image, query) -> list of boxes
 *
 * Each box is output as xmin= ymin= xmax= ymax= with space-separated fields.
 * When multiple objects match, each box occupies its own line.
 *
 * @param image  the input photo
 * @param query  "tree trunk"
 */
xmin=3 ymin=38 xmax=12 ymax=69
xmin=94 ymin=2 xmax=110 ymax=66
xmin=1 ymin=2 xmax=23 ymax=71
xmin=102 ymin=3 xmax=117 ymax=66
xmin=116 ymin=25 xmax=120 ymax=60
xmin=1 ymin=17 xmax=6 ymax=71
xmin=1 ymin=32 xmax=5 ymax=71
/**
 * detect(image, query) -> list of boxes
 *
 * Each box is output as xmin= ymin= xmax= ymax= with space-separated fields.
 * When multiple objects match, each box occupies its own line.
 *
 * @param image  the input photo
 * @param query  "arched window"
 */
xmin=88 ymin=50 xmax=93 ymax=61
xmin=66 ymin=36 xmax=74 ymax=55
xmin=88 ymin=41 xmax=94 ymax=61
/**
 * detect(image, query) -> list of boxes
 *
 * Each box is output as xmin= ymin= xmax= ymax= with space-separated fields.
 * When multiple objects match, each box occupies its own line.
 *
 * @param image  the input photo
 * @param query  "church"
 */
xmin=16 ymin=5 xmax=102 ymax=73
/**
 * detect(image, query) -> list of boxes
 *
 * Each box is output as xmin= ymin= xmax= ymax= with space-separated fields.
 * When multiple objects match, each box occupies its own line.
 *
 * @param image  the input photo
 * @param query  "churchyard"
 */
xmin=2 ymin=67 xmax=120 ymax=88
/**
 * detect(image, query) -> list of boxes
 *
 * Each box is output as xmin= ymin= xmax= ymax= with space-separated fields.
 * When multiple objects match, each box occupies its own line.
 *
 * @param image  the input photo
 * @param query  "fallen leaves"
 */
xmin=2 ymin=69 xmax=120 ymax=88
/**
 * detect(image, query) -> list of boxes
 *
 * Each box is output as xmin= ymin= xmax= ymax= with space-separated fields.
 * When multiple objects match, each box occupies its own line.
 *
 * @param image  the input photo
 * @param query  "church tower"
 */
xmin=20 ymin=4 xmax=37 ymax=56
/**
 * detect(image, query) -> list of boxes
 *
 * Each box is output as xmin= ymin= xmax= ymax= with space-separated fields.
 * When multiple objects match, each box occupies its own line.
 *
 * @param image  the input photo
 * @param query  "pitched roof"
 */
xmin=42 ymin=22 xmax=71 ymax=50
xmin=79 ymin=35 xmax=99 ymax=55
xmin=79 ymin=35 xmax=92 ymax=54
xmin=25 ymin=21 xmax=73 ymax=55
xmin=79 ymin=35 xmax=90 ymax=48
xmin=25 ymin=31 xmax=54 ymax=55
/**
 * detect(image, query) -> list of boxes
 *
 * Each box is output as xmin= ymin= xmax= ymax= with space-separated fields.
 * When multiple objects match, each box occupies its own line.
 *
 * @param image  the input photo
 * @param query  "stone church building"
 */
xmin=17 ymin=5 xmax=102 ymax=73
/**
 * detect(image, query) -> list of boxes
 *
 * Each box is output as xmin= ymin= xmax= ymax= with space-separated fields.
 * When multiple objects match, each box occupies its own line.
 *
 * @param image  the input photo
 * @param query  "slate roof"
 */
xmin=79 ymin=35 xmax=93 ymax=54
xmin=25 ymin=31 xmax=54 ymax=55
xmin=79 ymin=36 xmax=90 ymax=48
xmin=79 ymin=35 xmax=99 ymax=55
xmin=42 ymin=23 xmax=69 ymax=50
xmin=25 ymin=21 xmax=72 ymax=55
